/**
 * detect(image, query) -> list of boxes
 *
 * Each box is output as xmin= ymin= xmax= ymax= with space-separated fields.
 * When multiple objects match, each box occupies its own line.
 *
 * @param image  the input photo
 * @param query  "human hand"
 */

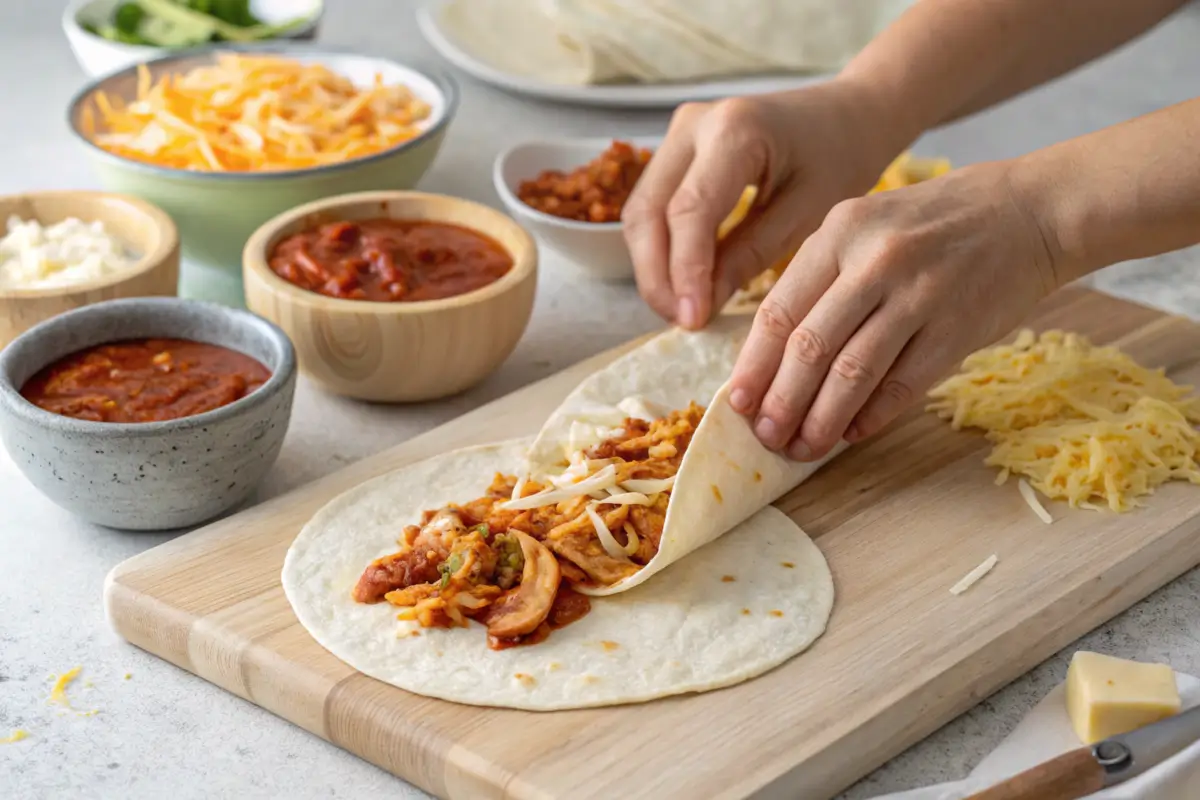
xmin=622 ymin=79 xmax=901 ymax=329
xmin=727 ymin=160 xmax=1061 ymax=460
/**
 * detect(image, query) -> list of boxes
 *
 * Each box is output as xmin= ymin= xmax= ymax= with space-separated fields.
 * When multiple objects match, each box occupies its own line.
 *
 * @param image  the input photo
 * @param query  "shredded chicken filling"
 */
xmin=351 ymin=403 xmax=704 ymax=648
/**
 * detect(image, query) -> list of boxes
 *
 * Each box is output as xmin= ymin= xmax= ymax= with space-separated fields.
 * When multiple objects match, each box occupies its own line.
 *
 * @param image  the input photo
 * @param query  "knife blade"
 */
xmin=964 ymin=703 xmax=1200 ymax=799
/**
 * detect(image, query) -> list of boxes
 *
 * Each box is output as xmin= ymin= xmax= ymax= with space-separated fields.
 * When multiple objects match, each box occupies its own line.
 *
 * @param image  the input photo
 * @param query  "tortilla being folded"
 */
xmin=525 ymin=316 xmax=848 ymax=596
xmin=282 ymin=319 xmax=847 ymax=709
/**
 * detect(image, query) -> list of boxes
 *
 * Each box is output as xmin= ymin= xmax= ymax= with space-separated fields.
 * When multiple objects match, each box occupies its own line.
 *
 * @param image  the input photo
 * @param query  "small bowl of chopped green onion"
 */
xmin=64 ymin=0 xmax=323 ymax=78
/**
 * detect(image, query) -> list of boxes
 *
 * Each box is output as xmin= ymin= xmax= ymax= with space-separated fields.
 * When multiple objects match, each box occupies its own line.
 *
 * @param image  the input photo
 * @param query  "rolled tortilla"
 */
xmin=524 ymin=316 xmax=849 ymax=596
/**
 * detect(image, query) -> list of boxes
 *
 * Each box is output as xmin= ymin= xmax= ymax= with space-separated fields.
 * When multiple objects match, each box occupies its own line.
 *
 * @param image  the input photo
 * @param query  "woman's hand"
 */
xmin=622 ymin=79 xmax=904 ymax=329
xmin=728 ymin=160 xmax=1062 ymax=460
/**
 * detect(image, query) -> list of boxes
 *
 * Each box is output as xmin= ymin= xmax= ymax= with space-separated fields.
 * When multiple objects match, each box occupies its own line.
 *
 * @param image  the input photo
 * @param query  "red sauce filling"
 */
xmin=268 ymin=218 xmax=514 ymax=302
xmin=486 ymin=586 xmax=592 ymax=651
xmin=21 ymin=338 xmax=270 ymax=423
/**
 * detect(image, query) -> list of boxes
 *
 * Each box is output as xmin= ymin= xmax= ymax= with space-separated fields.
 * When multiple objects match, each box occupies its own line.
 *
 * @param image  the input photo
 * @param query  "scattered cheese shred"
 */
xmin=1019 ymin=478 xmax=1054 ymax=524
xmin=928 ymin=329 xmax=1200 ymax=514
xmin=48 ymin=666 xmax=82 ymax=707
xmin=950 ymin=554 xmax=999 ymax=595
xmin=1 ymin=729 xmax=29 ymax=744
xmin=83 ymin=54 xmax=432 ymax=172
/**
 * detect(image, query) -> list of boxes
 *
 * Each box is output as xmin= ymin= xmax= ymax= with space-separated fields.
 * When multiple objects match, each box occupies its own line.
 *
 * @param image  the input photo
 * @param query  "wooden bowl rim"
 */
xmin=242 ymin=189 xmax=538 ymax=315
xmin=0 ymin=190 xmax=179 ymax=301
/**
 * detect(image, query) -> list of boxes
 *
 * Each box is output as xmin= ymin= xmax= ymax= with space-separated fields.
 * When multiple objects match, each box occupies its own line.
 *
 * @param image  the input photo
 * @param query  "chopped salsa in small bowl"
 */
xmin=21 ymin=338 xmax=270 ymax=423
xmin=515 ymin=140 xmax=652 ymax=224
xmin=267 ymin=218 xmax=515 ymax=302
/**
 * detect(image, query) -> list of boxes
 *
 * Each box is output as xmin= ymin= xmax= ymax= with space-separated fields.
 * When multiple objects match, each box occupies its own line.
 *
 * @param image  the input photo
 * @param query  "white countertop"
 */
xmin=2 ymin=2 xmax=1200 ymax=798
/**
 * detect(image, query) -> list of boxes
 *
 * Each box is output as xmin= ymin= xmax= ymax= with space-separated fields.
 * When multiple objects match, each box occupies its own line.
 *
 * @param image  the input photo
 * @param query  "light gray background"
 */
xmin=1 ymin=2 xmax=1199 ymax=798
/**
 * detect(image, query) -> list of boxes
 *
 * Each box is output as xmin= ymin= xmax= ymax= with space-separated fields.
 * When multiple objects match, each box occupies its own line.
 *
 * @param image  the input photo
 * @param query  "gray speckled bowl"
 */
xmin=0 ymin=297 xmax=296 ymax=530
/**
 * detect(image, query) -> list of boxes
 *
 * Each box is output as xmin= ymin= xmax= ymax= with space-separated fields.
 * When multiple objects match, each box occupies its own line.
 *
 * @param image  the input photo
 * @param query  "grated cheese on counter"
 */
xmin=48 ymin=666 xmax=83 ymax=707
xmin=1 ymin=729 xmax=29 ymax=744
xmin=929 ymin=329 xmax=1200 ymax=515
xmin=949 ymin=554 xmax=999 ymax=595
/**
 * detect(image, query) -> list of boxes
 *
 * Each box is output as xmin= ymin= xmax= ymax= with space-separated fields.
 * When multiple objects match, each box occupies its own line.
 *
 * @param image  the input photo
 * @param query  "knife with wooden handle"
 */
xmin=965 ymin=703 xmax=1200 ymax=799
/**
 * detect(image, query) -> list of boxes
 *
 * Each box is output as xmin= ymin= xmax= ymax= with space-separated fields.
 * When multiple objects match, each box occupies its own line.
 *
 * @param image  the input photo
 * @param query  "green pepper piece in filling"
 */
xmin=496 ymin=534 xmax=524 ymax=572
xmin=470 ymin=523 xmax=490 ymax=540
xmin=438 ymin=552 xmax=464 ymax=589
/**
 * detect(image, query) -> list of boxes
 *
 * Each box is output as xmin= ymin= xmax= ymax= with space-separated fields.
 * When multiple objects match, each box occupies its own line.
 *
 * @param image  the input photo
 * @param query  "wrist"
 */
xmin=833 ymin=68 xmax=932 ymax=165
xmin=1000 ymin=153 xmax=1082 ymax=291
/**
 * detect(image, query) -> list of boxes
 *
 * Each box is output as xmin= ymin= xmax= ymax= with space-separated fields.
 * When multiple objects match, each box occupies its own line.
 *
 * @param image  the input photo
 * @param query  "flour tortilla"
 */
xmin=439 ymin=0 xmax=908 ymax=85
xmin=438 ymin=0 xmax=624 ymax=85
xmin=547 ymin=0 xmax=774 ymax=83
xmin=282 ymin=439 xmax=833 ymax=710
xmin=642 ymin=0 xmax=908 ymax=73
xmin=525 ymin=316 xmax=848 ymax=597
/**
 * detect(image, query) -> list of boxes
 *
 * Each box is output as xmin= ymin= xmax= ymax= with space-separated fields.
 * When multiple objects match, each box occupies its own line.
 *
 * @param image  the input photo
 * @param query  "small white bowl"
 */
xmin=493 ymin=135 xmax=660 ymax=283
xmin=63 ymin=0 xmax=323 ymax=78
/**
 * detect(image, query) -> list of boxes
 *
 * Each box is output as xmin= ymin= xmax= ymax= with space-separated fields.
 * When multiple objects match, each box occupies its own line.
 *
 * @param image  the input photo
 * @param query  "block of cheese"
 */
xmin=1065 ymin=651 xmax=1182 ymax=744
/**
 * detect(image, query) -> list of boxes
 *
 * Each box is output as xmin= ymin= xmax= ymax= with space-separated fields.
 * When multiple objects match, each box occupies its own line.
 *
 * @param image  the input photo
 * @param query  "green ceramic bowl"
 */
xmin=66 ymin=44 xmax=457 ymax=307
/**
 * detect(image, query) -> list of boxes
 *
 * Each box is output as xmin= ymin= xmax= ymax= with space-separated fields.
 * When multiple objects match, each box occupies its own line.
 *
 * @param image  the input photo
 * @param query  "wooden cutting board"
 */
xmin=105 ymin=287 xmax=1200 ymax=800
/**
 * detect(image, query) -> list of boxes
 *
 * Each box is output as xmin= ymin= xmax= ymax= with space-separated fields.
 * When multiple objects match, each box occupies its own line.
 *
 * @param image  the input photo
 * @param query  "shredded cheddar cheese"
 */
xmin=1 ymin=729 xmax=29 ymax=744
xmin=49 ymin=666 xmax=82 ymax=707
xmin=929 ymin=329 xmax=1200 ymax=514
xmin=82 ymin=54 xmax=432 ymax=172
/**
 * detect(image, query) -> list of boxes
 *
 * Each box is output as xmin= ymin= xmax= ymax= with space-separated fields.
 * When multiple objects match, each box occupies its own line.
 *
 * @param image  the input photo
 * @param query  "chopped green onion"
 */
xmin=437 ymin=552 xmax=464 ymax=589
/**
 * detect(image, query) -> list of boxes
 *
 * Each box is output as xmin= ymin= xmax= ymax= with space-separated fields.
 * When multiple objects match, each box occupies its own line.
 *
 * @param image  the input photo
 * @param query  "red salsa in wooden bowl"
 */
xmin=21 ymin=338 xmax=271 ymax=423
xmin=268 ymin=219 xmax=514 ymax=302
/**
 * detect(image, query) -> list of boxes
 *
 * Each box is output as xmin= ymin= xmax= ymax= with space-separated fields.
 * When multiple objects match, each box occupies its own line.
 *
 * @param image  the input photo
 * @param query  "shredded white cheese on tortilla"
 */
xmin=621 ymin=476 xmax=675 ymax=494
xmin=502 ymin=464 xmax=620 ymax=510
xmin=950 ymin=554 xmax=999 ymax=595
xmin=586 ymin=503 xmax=630 ymax=561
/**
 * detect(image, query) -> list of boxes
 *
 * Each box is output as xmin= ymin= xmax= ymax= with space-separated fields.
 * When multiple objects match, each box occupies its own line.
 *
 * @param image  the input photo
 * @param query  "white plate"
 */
xmin=415 ymin=1 xmax=831 ymax=109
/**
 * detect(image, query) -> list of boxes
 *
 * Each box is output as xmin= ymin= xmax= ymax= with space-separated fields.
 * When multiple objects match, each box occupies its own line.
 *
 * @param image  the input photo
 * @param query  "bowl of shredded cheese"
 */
xmin=0 ymin=191 xmax=179 ymax=348
xmin=67 ymin=45 xmax=457 ymax=306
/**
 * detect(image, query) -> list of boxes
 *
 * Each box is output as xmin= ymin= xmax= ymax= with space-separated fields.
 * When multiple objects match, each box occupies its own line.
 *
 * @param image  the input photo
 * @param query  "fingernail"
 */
xmin=729 ymin=388 xmax=751 ymax=413
xmin=754 ymin=415 xmax=777 ymax=445
xmin=845 ymin=424 xmax=861 ymax=443
xmin=678 ymin=297 xmax=699 ymax=328
xmin=787 ymin=439 xmax=813 ymax=461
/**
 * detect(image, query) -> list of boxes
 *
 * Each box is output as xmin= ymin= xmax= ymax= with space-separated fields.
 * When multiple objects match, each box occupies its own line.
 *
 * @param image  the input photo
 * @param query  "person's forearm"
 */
xmin=1008 ymin=97 xmax=1200 ymax=287
xmin=839 ymin=0 xmax=1189 ymax=153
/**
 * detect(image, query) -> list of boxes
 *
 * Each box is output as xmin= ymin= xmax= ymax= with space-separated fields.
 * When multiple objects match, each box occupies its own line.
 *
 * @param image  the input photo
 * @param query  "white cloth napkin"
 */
xmin=874 ymin=673 xmax=1200 ymax=799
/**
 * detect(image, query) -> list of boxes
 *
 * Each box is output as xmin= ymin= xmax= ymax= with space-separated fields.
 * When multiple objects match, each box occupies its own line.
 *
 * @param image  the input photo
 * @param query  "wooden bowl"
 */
xmin=243 ymin=191 xmax=538 ymax=402
xmin=0 ymin=191 xmax=180 ymax=349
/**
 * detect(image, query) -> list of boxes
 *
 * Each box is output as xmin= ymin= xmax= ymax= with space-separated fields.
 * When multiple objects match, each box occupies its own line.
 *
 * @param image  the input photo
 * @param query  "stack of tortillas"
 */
xmin=439 ymin=0 xmax=909 ymax=85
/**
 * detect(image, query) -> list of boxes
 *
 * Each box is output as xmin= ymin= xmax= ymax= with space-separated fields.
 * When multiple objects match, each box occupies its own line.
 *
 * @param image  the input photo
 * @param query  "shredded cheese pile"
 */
xmin=929 ymin=329 xmax=1200 ymax=513
xmin=82 ymin=55 xmax=432 ymax=172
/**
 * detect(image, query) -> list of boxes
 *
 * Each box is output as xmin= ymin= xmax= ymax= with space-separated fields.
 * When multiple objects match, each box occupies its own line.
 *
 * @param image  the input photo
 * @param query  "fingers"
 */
xmin=667 ymin=107 xmax=770 ymax=328
xmin=752 ymin=273 xmax=884 ymax=452
xmin=727 ymin=236 xmax=837 ymax=420
xmin=847 ymin=327 xmax=957 ymax=443
xmin=623 ymin=105 xmax=703 ymax=322
xmin=710 ymin=182 xmax=826 ymax=313
xmin=791 ymin=305 xmax=921 ymax=459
